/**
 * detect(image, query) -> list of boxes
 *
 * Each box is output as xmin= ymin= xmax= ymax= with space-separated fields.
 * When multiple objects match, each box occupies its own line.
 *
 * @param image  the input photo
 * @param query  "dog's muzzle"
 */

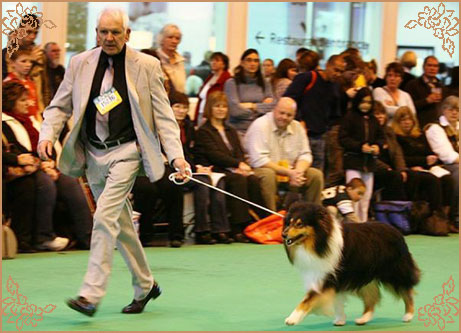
xmin=283 ymin=234 xmax=305 ymax=246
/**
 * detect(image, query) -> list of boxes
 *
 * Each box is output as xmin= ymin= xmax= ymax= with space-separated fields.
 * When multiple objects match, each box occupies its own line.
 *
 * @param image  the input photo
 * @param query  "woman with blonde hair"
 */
xmin=194 ymin=91 xmax=267 ymax=242
xmin=392 ymin=106 xmax=456 ymax=232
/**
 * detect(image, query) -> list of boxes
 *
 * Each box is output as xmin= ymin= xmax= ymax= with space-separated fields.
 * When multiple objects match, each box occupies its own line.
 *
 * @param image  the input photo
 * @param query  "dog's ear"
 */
xmin=314 ymin=205 xmax=333 ymax=257
xmin=283 ymin=192 xmax=303 ymax=210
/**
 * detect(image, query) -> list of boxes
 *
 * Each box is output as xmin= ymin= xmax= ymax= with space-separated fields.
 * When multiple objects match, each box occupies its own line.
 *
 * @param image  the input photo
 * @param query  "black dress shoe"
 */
xmin=196 ymin=232 xmax=217 ymax=245
xmin=233 ymin=233 xmax=250 ymax=243
xmin=66 ymin=296 xmax=97 ymax=317
xmin=213 ymin=233 xmax=232 ymax=244
xmin=169 ymin=239 xmax=183 ymax=248
xmin=122 ymin=282 xmax=162 ymax=314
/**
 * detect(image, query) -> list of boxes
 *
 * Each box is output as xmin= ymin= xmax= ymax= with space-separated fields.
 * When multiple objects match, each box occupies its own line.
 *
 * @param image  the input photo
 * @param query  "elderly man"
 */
xmin=404 ymin=56 xmax=443 ymax=127
xmin=244 ymin=97 xmax=324 ymax=211
xmin=38 ymin=8 xmax=189 ymax=317
xmin=44 ymin=42 xmax=65 ymax=99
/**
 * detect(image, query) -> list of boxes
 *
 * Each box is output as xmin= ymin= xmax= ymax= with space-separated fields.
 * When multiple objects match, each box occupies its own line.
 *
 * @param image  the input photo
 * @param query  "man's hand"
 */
xmin=172 ymin=158 xmax=192 ymax=181
xmin=38 ymin=140 xmax=53 ymax=160
xmin=370 ymin=144 xmax=380 ymax=155
xmin=288 ymin=169 xmax=306 ymax=187
xmin=426 ymin=93 xmax=442 ymax=104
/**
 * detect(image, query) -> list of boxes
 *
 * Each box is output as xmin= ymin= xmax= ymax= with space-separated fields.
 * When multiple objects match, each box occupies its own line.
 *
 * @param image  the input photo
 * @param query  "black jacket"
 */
xmin=339 ymin=109 xmax=385 ymax=172
xmin=404 ymin=76 xmax=442 ymax=127
xmin=193 ymin=121 xmax=245 ymax=173
xmin=396 ymin=133 xmax=437 ymax=169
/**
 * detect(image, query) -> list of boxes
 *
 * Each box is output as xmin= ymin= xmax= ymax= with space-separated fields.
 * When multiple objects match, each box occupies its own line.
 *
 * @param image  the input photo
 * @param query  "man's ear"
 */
xmin=125 ymin=28 xmax=131 ymax=43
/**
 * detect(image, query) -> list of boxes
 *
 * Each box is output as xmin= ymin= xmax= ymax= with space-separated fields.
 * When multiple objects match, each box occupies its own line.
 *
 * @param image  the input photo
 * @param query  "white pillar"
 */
xmin=226 ymin=2 xmax=248 ymax=72
xmin=40 ymin=2 xmax=68 ymax=64
xmin=379 ymin=2 xmax=399 ymax=76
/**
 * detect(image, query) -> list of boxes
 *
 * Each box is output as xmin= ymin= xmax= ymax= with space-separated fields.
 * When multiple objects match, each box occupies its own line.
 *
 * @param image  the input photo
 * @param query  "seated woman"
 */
xmin=170 ymin=91 xmax=232 ymax=244
xmin=424 ymin=96 xmax=459 ymax=228
xmin=2 ymin=81 xmax=93 ymax=250
xmin=373 ymin=103 xmax=454 ymax=231
xmin=392 ymin=106 xmax=456 ymax=231
xmin=373 ymin=62 xmax=416 ymax=122
xmin=194 ymin=91 xmax=267 ymax=242
xmin=224 ymin=49 xmax=275 ymax=136
xmin=271 ymin=58 xmax=297 ymax=101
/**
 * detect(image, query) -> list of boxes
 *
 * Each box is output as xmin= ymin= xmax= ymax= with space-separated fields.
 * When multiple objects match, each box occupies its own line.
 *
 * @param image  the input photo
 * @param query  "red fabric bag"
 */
xmin=244 ymin=211 xmax=286 ymax=244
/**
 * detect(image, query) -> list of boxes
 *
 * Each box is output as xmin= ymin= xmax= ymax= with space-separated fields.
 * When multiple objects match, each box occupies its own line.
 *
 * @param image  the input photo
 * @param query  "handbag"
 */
xmin=373 ymin=201 xmax=413 ymax=234
xmin=244 ymin=211 xmax=286 ymax=244
xmin=2 ymin=224 xmax=18 ymax=259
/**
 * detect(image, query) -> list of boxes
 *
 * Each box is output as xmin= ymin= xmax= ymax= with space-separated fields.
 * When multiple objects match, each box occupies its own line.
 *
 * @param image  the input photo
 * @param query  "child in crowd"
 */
xmin=3 ymin=47 xmax=41 ymax=120
xmin=339 ymin=87 xmax=385 ymax=222
xmin=322 ymin=178 xmax=366 ymax=223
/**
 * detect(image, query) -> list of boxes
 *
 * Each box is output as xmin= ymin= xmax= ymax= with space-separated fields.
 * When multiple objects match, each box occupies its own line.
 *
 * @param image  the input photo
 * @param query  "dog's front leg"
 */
xmin=285 ymin=290 xmax=320 ymax=326
xmin=333 ymin=293 xmax=347 ymax=326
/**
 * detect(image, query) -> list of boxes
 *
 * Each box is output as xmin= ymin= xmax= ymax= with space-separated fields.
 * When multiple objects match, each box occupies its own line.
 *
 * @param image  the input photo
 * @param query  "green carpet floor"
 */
xmin=2 ymin=234 xmax=459 ymax=331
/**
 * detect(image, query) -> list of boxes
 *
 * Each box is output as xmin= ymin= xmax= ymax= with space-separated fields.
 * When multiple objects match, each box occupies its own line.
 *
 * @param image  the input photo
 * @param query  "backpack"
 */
xmin=303 ymin=71 xmax=318 ymax=94
xmin=373 ymin=201 xmax=414 ymax=235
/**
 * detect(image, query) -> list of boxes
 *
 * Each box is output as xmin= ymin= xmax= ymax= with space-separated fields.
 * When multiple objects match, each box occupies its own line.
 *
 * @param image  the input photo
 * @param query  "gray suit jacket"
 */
xmin=39 ymin=46 xmax=184 ymax=182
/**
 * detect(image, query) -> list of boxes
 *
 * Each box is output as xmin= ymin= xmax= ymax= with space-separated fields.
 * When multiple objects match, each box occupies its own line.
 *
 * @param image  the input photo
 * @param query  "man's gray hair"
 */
xmin=157 ymin=24 xmax=182 ymax=47
xmin=97 ymin=8 xmax=130 ymax=31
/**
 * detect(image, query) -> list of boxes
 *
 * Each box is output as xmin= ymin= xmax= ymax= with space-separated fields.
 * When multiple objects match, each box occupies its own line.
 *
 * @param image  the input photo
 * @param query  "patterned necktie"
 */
xmin=95 ymin=57 xmax=113 ymax=142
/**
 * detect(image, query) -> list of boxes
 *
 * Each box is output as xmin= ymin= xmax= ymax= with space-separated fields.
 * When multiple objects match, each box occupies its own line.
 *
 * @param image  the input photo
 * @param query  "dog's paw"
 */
xmin=285 ymin=310 xmax=304 ymax=326
xmin=402 ymin=312 xmax=414 ymax=322
xmin=355 ymin=311 xmax=373 ymax=325
xmin=333 ymin=318 xmax=346 ymax=326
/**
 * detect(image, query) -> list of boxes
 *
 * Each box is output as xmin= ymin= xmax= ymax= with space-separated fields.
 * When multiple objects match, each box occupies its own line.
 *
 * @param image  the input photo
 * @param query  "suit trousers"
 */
xmin=79 ymin=140 xmax=153 ymax=304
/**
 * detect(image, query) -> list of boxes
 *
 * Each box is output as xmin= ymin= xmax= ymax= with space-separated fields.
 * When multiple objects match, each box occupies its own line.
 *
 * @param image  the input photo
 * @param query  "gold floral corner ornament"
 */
xmin=418 ymin=275 xmax=460 ymax=331
xmin=1 ymin=276 xmax=56 ymax=331
xmin=404 ymin=2 xmax=459 ymax=58
xmin=1 ymin=2 xmax=57 ymax=58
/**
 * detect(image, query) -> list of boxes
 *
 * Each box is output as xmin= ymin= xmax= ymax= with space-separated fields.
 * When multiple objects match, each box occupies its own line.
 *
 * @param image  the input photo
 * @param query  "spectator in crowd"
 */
xmin=405 ymin=56 xmax=443 ymax=127
xmin=365 ymin=59 xmax=385 ymax=89
xmin=194 ymin=52 xmax=231 ymax=126
xmin=392 ymin=106 xmax=456 ymax=232
xmin=262 ymin=58 xmax=275 ymax=79
xmin=194 ymin=50 xmax=213 ymax=81
xmin=295 ymin=47 xmax=310 ymax=65
xmin=373 ymin=62 xmax=416 ymax=122
xmin=399 ymin=51 xmax=417 ymax=90
xmin=322 ymin=178 xmax=366 ymax=223
xmin=140 ymin=48 xmax=175 ymax=95
xmin=244 ymin=97 xmax=324 ymax=212
xmin=156 ymin=24 xmax=186 ymax=93
xmin=271 ymin=58 xmax=297 ymax=101
xmin=297 ymin=50 xmax=320 ymax=73
xmin=2 ymin=14 xmax=50 ymax=110
xmin=224 ymin=49 xmax=275 ymax=135
xmin=169 ymin=91 xmax=232 ymax=244
xmin=424 ymin=96 xmax=459 ymax=227
xmin=185 ymin=69 xmax=203 ymax=96
xmin=44 ymin=42 xmax=65 ymax=99
xmin=4 ymin=48 xmax=41 ymax=120
xmin=339 ymin=88 xmax=384 ymax=222
xmin=443 ymin=66 xmax=459 ymax=98
xmin=283 ymin=54 xmax=344 ymax=172
xmin=3 ymin=81 xmax=90 ymax=251
xmin=194 ymin=92 xmax=266 ymax=242
xmin=374 ymin=103 xmax=452 ymax=227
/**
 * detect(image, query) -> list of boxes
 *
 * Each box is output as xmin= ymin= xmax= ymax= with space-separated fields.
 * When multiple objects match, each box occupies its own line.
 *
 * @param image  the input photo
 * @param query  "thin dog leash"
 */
xmin=169 ymin=168 xmax=285 ymax=218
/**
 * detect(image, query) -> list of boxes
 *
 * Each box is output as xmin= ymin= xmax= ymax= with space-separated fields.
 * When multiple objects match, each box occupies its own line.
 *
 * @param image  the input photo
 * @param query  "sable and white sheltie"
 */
xmin=282 ymin=202 xmax=420 ymax=326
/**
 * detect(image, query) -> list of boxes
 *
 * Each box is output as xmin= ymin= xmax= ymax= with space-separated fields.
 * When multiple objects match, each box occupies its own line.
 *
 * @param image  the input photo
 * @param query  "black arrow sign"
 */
xmin=255 ymin=31 xmax=265 ymax=44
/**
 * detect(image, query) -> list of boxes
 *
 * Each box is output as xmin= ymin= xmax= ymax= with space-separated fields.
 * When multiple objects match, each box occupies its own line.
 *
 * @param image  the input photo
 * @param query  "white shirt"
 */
xmin=373 ymin=87 xmax=416 ymax=121
xmin=425 ymin=115 xmax=459 ymax=164
xmin=244 ymin=112 xmax=312 ymax=168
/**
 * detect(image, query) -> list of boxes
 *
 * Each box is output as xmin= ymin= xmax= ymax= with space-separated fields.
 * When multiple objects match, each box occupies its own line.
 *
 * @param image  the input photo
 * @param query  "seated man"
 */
xmin=244 ymin=97 xmax=324 ymax=211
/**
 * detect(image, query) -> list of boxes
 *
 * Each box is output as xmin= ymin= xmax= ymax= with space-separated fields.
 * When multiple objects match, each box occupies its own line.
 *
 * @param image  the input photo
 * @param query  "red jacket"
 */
xmin=194 ymin=70 xmax=231 ymax=125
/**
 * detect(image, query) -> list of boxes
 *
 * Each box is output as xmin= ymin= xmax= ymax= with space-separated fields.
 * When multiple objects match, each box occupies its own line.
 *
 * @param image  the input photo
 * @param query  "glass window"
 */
xmin=247 ymin=2 xmax=382 ymax=67
xmin=2 ymin=2 xmax=42 ymax=49
xmin=397 ymin=2 xmax=459 ymax=76
xmin=65 ymin=2 xmax=226 ymax=67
